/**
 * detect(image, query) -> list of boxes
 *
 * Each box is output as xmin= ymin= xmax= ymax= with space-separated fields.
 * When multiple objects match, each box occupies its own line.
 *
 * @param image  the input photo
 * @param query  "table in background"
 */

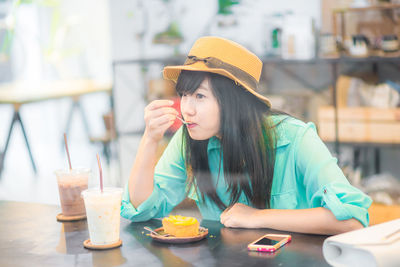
xmin=0 ymin=80 xmax=112 ymax=175
xmin=0 ymin=200 xmax=330 ymax=267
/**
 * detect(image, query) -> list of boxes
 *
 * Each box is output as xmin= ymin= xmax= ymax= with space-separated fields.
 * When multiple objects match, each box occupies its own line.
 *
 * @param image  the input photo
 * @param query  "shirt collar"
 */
xmin=271 ymin=115 xmax=291 ymax=148
xmin=207 ymin=136 xmax=221 ymax=151
xmin=275 ymin=128 xmax=290 ymax=148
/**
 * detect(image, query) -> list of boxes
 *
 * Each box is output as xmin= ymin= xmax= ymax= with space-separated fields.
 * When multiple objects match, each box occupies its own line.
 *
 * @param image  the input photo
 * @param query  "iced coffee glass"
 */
xmin=82 ymin=187 xmax=123 ymax=245
xmin=55 ymin=168 xmax=90 ymax=216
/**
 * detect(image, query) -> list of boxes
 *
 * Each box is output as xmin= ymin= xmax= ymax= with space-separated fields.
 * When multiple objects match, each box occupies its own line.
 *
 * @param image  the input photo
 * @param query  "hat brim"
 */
xmin=163 ymin=61 xmax=271 ymax=107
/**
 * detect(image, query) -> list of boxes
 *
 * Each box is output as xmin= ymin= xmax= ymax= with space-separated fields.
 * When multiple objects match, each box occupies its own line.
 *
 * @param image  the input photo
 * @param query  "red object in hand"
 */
xmin=167 ymin=97 xmax=182 ymax=134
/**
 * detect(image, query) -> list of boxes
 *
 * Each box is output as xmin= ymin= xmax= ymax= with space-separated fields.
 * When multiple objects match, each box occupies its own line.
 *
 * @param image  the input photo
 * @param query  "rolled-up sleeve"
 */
xmin=295 ymin=123 xmax=372 ymax=227
xmin=121 ymin=127 xmax=188 ymax=222
xmin=311 ymin=182 xmax=372 ymax=227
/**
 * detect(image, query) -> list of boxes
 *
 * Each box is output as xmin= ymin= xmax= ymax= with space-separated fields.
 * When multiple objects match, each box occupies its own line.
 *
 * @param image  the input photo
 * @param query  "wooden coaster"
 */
xmin=83 ymin=239 xmax=122 ymax=250
xmin=56 ymin=213 xmax=86 ymax=222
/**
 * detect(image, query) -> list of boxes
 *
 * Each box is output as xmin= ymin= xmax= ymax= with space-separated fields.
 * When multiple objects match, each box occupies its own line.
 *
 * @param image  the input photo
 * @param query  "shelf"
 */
xmin=333 ymin=3 xmax=400 ymax=13
xmin=318 ymin=106 xmax=400 ymax=145
xmin=332 ymin=3 xmax=400 ymax=45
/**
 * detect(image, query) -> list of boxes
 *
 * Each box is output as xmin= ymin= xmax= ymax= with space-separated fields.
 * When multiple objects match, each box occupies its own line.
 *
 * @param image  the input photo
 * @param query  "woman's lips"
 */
xmin=186 ymin=123 xmax=197 ymax=129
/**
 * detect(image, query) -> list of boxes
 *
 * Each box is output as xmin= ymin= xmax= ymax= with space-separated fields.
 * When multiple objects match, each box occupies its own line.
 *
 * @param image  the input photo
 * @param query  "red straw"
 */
xmin=96 ymin=154 xmax=103 ymax=193
xmin=64 ymin=133 xmax=72 ymax=170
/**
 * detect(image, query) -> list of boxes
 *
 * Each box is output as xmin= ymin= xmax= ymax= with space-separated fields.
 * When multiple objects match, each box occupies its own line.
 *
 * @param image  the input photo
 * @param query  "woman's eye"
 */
xmin=196 ymin=93 xmax=205 ymax=99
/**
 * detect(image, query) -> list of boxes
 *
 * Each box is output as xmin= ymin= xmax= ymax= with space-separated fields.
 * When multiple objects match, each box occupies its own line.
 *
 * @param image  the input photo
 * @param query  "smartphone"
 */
xmin=247 ymin=234 xmax=291 ymax=252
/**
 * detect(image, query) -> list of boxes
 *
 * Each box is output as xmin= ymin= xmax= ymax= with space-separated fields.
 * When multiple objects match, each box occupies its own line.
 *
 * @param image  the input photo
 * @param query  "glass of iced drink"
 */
xmin=55 ymin=168 xmax=90 ymax=217
xmin=82 ymin=187 xmax=123 ymax=245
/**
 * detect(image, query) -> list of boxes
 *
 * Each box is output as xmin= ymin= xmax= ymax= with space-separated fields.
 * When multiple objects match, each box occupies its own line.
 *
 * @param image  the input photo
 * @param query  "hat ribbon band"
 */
xmin=184 ymin=56 xmax=258 ymax=91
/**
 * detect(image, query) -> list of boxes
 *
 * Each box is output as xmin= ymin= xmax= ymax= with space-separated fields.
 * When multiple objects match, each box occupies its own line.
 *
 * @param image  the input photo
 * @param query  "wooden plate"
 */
xmin=150 ymin=227 xmax=208 ymax=244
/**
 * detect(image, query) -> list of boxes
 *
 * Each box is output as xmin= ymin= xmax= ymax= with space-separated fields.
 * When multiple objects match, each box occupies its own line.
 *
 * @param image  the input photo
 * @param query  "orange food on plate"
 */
xmin=162 ymin=215 xmax=200 ymax=237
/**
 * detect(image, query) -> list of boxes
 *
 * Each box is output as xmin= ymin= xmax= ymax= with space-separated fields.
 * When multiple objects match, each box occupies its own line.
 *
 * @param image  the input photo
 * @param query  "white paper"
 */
xmin=323 ymin=219 xmax=400 ymax=267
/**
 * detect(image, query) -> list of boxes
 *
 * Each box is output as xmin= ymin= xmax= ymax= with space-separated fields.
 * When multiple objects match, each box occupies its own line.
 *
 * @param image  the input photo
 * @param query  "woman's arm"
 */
xmin=128 ymin=133 xmax=158 ymax=207
xmin=220 ymin=203 xmax=363 ymax=235
xmin=128 ymin=100 xmax=178 ymax=208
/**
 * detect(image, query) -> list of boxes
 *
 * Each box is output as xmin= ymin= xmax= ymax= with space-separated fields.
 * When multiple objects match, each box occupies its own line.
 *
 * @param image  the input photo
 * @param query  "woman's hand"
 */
xmin=144 ymin=100 xmax=178 ymax=143
xmin=220 ymin=203 xmax=262 ymax=228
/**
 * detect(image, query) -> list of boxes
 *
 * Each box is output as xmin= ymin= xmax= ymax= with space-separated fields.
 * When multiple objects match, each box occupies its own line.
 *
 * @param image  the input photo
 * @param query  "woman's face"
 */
xmin=180 ymin=78 xmax=220 ymax=140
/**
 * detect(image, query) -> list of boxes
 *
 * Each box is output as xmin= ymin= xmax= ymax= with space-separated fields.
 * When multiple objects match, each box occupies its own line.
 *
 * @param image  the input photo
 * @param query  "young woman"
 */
xmin=121 ymin=36 xmax=372 ymax=235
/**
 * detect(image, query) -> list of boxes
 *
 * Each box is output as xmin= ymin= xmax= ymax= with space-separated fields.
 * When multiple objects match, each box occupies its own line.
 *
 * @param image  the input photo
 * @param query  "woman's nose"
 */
xmin=181 ymin=96 xmax=195 ymax=116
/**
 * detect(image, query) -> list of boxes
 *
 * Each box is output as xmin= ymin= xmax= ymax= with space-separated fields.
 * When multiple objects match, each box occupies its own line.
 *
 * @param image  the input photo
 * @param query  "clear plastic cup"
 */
xmin=82 ymin=187 xmax=123 ymax=245
xmin=55 ymin=168 xmax=90 ymax=216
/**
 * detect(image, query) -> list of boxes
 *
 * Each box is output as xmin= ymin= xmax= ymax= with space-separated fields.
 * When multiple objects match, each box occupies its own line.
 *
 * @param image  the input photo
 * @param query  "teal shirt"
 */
xmin=121 ymin=116 xmax=372 ymax=227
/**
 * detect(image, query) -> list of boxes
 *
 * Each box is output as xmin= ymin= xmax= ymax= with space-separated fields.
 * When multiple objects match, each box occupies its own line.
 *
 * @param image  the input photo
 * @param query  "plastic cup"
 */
xmin=55 ymin=168 xmax=90 ymax=216
xmin=81 ymin=187 xmax=123 ymax=245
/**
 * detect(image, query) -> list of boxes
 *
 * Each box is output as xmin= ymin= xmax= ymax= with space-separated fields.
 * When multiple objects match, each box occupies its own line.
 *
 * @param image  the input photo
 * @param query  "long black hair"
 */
xmin=176 ymin=70 xmax=282 ymax=210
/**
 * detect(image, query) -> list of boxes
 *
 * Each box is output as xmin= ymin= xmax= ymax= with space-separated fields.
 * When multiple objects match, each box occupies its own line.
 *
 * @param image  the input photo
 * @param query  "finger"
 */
xmin=146 ymin=119 xmax=174 ymax=139
xmin=147 ymin=107 xmax=179 ymax=118
xmin=220 ymin=206 xmax=233 ymax=224
xmin=146 ymin=100 xmax=174 ymax=111
xmin=145 ymin=107 xmax=178 ymax=124
xmin=220 ymin=210 xmax=227 ymax=222
xmin=148 ymin=114 xmax=176 ymax=129
xmin=222 ymin=216 xmax=236 ymax=228
xmin=225 ymin=204 xmax=235 ymax=212
xmin=220 ymin=207 xmax=227 ymax=219
xmin=220 ymin=211 xmax=227 ymax=224
xmin=221 ymin=204 xmax=235 ymax=218
xmin=154 ymin=120 xmax=175 ymax=134
xmin=149 ymin=114 xmax=176 ymax=126
xmin=220 ymin=213 xmax=227 ymax=225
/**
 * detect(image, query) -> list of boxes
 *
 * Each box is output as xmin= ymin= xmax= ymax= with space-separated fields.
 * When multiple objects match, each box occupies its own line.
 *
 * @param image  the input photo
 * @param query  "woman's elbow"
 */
xmin=339 ymin=218 xmax=364 ymax=234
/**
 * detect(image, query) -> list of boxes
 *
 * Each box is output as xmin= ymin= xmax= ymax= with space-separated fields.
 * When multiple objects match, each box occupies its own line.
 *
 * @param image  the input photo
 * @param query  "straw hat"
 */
xmin=163 ymin=36 xmax=271 ymax=107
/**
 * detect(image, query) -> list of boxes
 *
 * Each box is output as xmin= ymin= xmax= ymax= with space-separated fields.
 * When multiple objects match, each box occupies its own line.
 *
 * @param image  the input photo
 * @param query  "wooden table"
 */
xmin=369 ymin=203 xmax=400 ymax=226
xmin=0 ymin=79 xmax=112 ymax=174
xmin=0 ymin=200 xmax=330 ymax=267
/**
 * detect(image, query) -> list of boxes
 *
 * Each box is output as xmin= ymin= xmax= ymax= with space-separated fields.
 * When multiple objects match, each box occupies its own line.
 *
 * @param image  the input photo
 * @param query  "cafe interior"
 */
xmin=0 ymin=0 xmax=399 ymax=266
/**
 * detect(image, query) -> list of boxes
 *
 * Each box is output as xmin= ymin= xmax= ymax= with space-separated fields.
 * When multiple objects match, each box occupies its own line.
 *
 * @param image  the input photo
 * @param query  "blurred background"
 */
xmin=0 ymin=0 xmax=399 ymax=221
